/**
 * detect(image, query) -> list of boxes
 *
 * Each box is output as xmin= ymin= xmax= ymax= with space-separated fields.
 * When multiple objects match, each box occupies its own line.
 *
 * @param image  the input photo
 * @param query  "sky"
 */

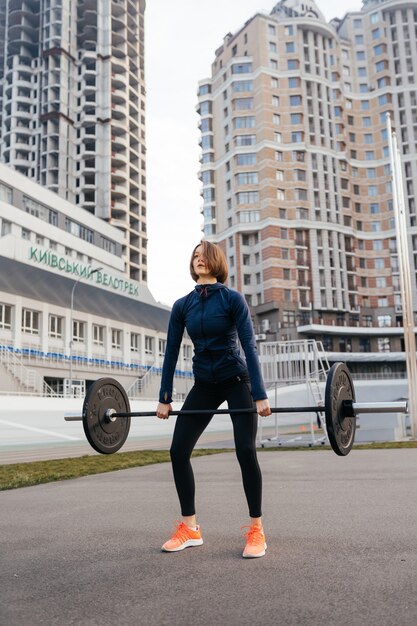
xmin=145 ymin=0 xmax=362 ymax=307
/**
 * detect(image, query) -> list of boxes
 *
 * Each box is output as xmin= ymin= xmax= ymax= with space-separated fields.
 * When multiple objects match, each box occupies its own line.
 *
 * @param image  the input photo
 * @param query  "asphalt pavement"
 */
xmin=1 ymin=448 xmax=417 ymax=625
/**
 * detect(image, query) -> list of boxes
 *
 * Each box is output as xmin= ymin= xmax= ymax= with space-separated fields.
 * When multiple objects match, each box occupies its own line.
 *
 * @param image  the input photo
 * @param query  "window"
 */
xmin=93 ymin=324 xmax=104 ymax=346
xmin=376 ymin=277 xmax=387 ymax=288
xmin=378 ymin=314 xmax=391 ymax=327
xmin=237 ymin=191 xmax=259 ymax=204
xmin=378 ymin=337 xmax=390 ymax=352
xmin=183 ymin=344 xmax=192 ymax=361
xmin=0 ymin=183 xmax=12 ymax=203
xmin=199 ymin=101 xmax=211 ymax=115
xmin=295 ymin=188 xmax=307 ymax=201
xmin=0 ymin=303 xmax=12 ymax=329
xmin=273 ymin=114 xmax=280 ymax=125
xmin=65 ymin=218 xmax=93 ymax=243
xmin=294 ymin=169 xmax=306 ymax=181
xmin=235 ymin=134 xmax=256 ymax=146
xmin=235 ymin=153 xmax=256 ymax=166
xmin=272 ymin=95 xmax=280 ymax=107
xmin=290 ymin=113 xmax=301 ymax=124
xmin=236 ymin=172 xmax=258 ymax=185
xmin=233 ymin=98 xmax=253 ymax=110
xmin=159 ymin=339 xmax=166 ymax=356
xmin=359 ymin=338 xmax=371 ymax=353
xmin=22 ymin=308 xmax=40 ymax=335
xmin=49 ymin=314 xmax=63 ymax=338
xmin=131 ymin=333 xmax=140 ymax=352
xmin=290 ymin=95 xmax=301 ymax=106
xmin=232 ymin=80 xmax=253 ymax=92
xmin=373 ymin=44 xmax=385 ymax=56
xmin=72 ymin=320 xmax=85 ymax=343
xmin=233 ymin=116 xmax=255 ymax=129
xmin=231 ymin=62 xmax=252 ymax=74
xmin=238 ymin=210 xmax=260 ymax=223
xmin=1 ymin=220 xmax=12 ymax=236
xmin=291 ymin=131 xmax=303 ymax=143
xmin=145 ymin=335 xmax=154 ymax=355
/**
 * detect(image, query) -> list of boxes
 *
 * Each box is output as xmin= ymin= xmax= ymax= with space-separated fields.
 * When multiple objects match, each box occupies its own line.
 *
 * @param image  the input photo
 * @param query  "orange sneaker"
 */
xmin=161 ymin=521 xmax=203 ymax=552
xmin=241 ymin=524 xmax=267 ymax=558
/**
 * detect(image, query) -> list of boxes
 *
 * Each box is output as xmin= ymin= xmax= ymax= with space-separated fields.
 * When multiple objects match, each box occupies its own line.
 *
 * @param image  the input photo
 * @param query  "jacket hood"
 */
xmin=195 ymin=282 xmax=226 ymax=298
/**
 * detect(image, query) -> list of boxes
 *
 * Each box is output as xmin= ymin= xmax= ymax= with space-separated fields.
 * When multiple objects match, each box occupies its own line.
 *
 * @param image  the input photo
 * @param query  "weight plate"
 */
xmin=325 ymin=362 xmax=356 ymax=456
xmin=82 ymin=378 xmax=131 ymax=454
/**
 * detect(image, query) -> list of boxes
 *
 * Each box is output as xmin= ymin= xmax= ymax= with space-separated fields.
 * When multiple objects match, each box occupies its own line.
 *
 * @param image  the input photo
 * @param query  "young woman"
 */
xmin=156 ymin=240 xmax=271 ymax=558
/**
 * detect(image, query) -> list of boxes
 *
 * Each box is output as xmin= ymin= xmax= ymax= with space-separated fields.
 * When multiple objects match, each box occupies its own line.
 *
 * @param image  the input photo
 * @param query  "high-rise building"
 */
xmin=197 ymin=0 xmax=417 ymax=376
xmin=0 ymin=0 xmax=147 ymax=282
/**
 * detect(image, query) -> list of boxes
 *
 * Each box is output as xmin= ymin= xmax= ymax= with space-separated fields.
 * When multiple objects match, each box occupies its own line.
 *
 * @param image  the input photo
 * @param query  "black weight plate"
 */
xmin=325 ymin=362 xmax=356 ymax=456
xmin=82 ymin=378 xmax=131 ymax=454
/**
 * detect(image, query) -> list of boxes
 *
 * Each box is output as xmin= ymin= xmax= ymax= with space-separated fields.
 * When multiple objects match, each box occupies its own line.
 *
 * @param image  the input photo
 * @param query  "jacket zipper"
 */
xmin=200 ymin=293 xmax=216 ymax=382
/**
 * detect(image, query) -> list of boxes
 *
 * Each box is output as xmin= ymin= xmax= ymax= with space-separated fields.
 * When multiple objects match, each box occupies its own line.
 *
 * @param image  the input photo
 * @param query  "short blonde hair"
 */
xmin=189 ymin=240 xmax=228 ymax=284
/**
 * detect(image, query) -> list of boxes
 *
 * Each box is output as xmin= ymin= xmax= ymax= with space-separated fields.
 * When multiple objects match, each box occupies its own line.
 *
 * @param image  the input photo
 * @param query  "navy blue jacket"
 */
xmin=159 ymin=283 xmax=267 ymax=403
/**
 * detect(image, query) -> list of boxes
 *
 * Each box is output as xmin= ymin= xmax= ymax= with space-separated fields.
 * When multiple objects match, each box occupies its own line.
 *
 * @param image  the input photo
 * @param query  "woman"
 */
xmin=156 ymin=240 xmax=271 ymax=558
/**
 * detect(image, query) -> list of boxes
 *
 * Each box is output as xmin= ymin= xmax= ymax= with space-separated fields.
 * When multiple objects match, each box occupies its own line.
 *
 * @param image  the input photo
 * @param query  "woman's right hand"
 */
xmin=156 ymin=402 xmax=172 ymax=420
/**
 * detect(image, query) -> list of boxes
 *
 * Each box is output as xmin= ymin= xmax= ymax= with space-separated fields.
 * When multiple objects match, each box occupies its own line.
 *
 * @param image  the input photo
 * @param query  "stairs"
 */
xmin=0 ymin=345 xmax=56 ymax=396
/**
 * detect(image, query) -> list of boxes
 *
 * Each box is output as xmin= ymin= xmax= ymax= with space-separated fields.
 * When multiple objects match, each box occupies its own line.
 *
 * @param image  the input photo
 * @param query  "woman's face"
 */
xmin=193 ymin=245 xmax=214 ymax=282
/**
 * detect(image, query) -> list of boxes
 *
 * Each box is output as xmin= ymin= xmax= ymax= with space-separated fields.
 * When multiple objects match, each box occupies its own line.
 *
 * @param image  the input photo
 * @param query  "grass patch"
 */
xmin=0 ymin=448 xmax=227 ymax=492
xmin=1 ymin=441 xmax=417 ymax=492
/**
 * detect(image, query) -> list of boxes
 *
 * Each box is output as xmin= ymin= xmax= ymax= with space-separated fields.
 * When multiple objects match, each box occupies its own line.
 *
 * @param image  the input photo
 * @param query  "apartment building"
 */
xmin=197 ymin=0 xmax=417 ymax=376
xmin=0 ymin=0 xmax=147 ymax=282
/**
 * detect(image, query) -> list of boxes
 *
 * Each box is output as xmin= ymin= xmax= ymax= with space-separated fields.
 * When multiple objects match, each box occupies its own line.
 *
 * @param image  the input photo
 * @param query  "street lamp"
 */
xmin=68 ymin=267 xmax=102 ymax=397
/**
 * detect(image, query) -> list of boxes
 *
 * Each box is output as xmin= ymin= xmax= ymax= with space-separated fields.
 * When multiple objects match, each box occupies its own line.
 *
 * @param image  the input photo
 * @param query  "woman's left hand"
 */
xmin=256 ymin=399 xmax=271 ymax=417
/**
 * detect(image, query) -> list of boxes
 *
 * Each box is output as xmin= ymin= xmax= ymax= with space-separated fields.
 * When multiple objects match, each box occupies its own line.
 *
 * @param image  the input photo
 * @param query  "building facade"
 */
xmin=197 ymin=0 xmax=417 ymax=376
xmin=0 ymin=164 xmax=193 ymax=397
xmin=0 ymin=0 xmax=147 ymax=282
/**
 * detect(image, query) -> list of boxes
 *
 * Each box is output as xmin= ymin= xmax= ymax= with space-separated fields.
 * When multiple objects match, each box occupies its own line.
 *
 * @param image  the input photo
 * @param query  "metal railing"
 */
xmin=258 ymin=339 xmax=330 ymax=447
xmin=259 ymin=339 xmax=330 ymax=386
xmin=0 ymin=345 xmax=57 ymax=396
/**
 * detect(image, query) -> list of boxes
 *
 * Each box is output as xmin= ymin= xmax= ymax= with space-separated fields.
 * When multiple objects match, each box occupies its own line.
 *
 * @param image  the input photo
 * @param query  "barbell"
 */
xmin=64 ymin=362 xmax=408 ymax=457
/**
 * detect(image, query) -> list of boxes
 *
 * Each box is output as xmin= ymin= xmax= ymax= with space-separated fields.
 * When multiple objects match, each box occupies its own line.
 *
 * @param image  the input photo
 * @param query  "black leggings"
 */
xmin=170 ymin=375 xmax=262 ymax=518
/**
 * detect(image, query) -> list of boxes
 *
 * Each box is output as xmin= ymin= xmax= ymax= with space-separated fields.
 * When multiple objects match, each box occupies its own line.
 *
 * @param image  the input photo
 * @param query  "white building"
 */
xmin=0 ymin=163 xmax=193 ymax=398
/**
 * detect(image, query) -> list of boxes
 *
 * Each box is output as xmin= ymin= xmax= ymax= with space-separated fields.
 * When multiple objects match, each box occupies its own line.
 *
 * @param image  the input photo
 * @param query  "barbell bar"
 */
xmin=64 ymin=362 xmax=408 ymax=457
